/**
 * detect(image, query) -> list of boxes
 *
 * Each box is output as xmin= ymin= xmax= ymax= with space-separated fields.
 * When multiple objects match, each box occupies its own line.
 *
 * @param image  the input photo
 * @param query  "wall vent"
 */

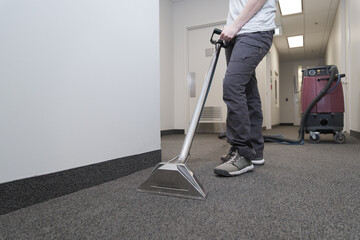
xmin=200 ymin=106 xmax=222 ymax=122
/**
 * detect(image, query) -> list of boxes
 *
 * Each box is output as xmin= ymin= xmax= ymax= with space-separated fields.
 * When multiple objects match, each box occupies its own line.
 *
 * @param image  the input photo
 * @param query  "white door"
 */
xmin=187 ymin=24 xmax=227 ymax=133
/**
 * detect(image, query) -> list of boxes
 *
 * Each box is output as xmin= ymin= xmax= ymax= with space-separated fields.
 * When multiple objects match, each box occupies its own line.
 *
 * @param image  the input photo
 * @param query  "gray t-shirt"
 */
xmin=226 ymin=0 xmax=276 ymax=34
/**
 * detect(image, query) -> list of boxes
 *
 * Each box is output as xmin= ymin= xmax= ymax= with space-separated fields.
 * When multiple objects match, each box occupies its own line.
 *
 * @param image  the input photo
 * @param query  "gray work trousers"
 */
xmin=223 ymin=31 xmax=273 ymax=160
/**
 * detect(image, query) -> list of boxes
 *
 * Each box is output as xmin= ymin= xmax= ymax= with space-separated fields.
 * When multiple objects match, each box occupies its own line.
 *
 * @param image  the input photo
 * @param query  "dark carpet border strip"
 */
xmin=161 ymin=129 xmax=184 ymax=136
xmin=0 ymin=150 xmax=161 ymax=216
xmin=350 ymin=130 xmax=360 ymax=140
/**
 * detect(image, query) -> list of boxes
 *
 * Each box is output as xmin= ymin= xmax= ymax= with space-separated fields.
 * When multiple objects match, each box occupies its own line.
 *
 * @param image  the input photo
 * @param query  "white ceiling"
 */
xmin=171 ymin=0 xmax=340 ymax=61
xmin=275 ymin=0 xmax=339 ymax=61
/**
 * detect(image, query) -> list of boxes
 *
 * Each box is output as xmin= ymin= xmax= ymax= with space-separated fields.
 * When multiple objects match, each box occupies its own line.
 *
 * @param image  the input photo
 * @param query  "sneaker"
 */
xmin=221 ymin=148 xmax=265 ymax=165
xmin=214 ymin=150 xmax=254 ymax=177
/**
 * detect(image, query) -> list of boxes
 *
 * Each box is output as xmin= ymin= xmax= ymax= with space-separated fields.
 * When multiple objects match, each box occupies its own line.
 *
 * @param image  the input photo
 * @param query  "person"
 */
xmin=214 ymin=0 xmax=276 ymax=177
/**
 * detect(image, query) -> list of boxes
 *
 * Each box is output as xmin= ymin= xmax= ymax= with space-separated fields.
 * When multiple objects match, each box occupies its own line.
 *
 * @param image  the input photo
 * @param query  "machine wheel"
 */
xmin=334 ymin=132 xmax=346 ymax=144
xmin=309 ymin=133 xmax=320 ymax=144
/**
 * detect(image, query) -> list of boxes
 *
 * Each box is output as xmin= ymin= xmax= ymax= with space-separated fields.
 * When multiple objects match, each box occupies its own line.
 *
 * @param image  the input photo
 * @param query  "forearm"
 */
xmin=232 ymin=0 xmax=267 ymax=32
xmin=220 ymin=0 xmax=267 ymax=41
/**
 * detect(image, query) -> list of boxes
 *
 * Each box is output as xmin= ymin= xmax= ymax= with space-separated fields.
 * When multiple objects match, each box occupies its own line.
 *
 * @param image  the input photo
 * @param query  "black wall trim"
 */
xmin=161 ymin=129 xmax=185 ymax=136
xmin=350 ymin=130 xmax=360 ymax=140
xmin=280 ymin=123 xmax=294 ymax=126
xmin=0 ymin=150 xmax=161 ymax=216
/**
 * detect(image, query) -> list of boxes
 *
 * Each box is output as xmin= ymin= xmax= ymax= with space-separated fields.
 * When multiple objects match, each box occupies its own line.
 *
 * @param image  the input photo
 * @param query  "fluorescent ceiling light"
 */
xmin=279 ymin=0 xmax=302 ymax=16
xmin=288 ymin=35 xmax=303 ymax=48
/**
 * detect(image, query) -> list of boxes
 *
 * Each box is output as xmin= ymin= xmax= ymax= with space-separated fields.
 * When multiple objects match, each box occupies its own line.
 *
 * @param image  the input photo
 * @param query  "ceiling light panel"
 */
xmin=287 ymin=35 xmax=304 ymax=48
xmin=279 ymin=0 xmax=302 ymax=16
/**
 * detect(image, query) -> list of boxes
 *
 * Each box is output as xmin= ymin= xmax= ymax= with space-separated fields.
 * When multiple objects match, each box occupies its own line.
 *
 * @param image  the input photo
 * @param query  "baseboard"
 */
xmin=161 ymin=129 xmax=184 ymax=136
xmin=0 ymin=150 xmax=161 ymax=216
xmin=350 ymin=130 xmax=360 ymax=140
xmin=279 ymin=123 xmax=294 ymax=126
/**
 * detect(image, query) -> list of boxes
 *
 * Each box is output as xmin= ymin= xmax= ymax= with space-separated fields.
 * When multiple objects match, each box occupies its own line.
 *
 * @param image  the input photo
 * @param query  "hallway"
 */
xmin=1 ymin=1 xmax=360 ymax=239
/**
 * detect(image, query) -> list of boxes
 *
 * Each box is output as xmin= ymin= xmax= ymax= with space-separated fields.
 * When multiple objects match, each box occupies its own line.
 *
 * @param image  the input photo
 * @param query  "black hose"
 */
xmin=263 ymin=65 xmax=340 ymax=144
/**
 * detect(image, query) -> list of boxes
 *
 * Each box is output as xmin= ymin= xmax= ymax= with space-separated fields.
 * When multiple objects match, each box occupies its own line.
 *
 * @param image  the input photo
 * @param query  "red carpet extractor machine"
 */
xmin=301 ymin=66 xmax=346 ymax=144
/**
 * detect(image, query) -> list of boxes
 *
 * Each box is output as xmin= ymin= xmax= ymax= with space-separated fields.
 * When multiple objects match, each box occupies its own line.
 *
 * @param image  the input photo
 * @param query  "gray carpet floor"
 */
xmin=1 ymin=126 xmax=359 ymax=240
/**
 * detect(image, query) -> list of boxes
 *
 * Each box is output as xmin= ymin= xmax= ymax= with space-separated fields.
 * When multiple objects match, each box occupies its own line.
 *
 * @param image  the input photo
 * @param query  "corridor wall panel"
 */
xmin=0 ymin=0 xmax=160 ymax=183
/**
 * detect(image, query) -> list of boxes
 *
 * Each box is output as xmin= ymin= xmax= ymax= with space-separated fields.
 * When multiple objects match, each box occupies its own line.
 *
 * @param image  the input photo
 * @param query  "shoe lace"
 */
xmin=225 ymin=147 xmax=235 ymax=158
xmin=226 ymin=150 xmax=238 ymax=164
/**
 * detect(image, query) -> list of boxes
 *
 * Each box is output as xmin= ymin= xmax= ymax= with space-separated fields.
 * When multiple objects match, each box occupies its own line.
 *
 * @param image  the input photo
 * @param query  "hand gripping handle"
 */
xmin=210 ymin=28 xmax=229 ymax=48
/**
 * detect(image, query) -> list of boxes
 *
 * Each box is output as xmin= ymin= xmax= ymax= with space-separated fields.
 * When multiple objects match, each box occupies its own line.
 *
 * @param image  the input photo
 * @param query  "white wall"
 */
xmin=254 ymin=43 xmax=280 ymax=128
xmin=348 ymin=0 xmax=360 ymax=133
xmin=173 ymin=0 xmax=228 ymax=130
xmin=325 ymin=0 xmax=348 ymax=131
xmin=160 ymin=0 xmax=174 ymax=131
xmin=325 ymin=0 xmax=360 ymax=134
xmin=270 ymin=44 xmax=280 ymax=126
xmin=279 ymin=59 xmax=324 ymax=125
xmin=255 ymin=54 xmax=267 ymax=128
xmin=0 ymin=0 xmax=160 ymax=183
xmin=279 ymin=61 xmax=296 ymax=124
xmin=325 ymin=1 xmax=344 ymax=73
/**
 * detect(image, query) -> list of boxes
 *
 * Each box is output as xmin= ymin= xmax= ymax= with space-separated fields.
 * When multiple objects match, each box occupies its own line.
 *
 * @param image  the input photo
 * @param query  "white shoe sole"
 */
xmin=251 ymin=159 xmax=265 ymax=165
xmin=229 ymin=164 xmax=254 ymax=176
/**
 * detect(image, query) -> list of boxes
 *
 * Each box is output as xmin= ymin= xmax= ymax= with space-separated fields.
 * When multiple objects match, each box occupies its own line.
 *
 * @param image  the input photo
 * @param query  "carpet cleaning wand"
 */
xmin=138 ymin=29 xmax=227 ymax=200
